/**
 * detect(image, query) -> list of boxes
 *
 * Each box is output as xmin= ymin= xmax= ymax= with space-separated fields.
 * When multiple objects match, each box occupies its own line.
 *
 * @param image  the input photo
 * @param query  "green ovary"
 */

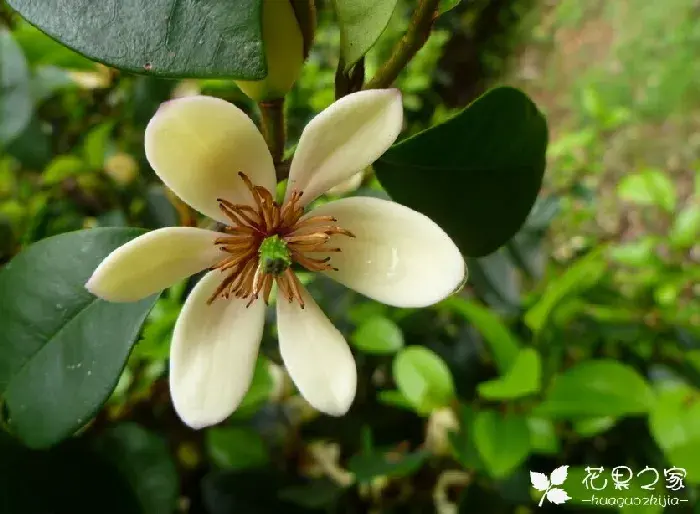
xmin=258 ymin=235 xmax=292 ymax=275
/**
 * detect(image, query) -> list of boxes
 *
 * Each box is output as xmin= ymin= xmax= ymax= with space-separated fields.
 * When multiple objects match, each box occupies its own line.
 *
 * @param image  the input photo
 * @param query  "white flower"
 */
xmin=86 ymin=90 xmax=466 ymax=429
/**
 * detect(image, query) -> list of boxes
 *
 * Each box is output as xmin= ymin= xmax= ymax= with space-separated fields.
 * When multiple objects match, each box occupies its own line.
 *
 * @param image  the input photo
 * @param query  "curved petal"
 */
xmin=86 ymin=227 xmax=223 ymax=302
xmin=169 ymin=271 xmax=266 ymax=428
xmin=145 ymin=95 xmax=275 ymax=223
xmin=277 ymin=285 xmax=356 ymax=416
xmin=308 ymin=197 xmax=466 ymax=308
xmin=286 ymin=89 xmax=403 ymax=206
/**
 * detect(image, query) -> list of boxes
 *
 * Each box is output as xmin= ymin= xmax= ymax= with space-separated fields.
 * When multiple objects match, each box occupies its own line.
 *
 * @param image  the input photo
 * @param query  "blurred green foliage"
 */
xmin=1 ymin=0 xmax=700 ymax=513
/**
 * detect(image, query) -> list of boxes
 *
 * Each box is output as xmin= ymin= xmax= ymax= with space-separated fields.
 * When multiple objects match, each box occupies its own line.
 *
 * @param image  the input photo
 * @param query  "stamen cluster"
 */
xmin=208 ymin=172 xmax=354 ymax=307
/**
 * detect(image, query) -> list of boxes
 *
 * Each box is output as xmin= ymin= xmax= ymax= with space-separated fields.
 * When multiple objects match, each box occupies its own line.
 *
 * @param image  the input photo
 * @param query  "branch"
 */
xmin=258 ymin=98 xmax=287 ymax=181
xmin=364 ymin=0 xmax=440 ymax=90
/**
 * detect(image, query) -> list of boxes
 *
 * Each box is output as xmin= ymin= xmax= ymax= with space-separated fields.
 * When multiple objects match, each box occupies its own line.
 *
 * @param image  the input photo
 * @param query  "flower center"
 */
xmin=207 ymin=172 xmax=354 ymax=308
xmin=259 ymin=235 xmax=292 ymax=275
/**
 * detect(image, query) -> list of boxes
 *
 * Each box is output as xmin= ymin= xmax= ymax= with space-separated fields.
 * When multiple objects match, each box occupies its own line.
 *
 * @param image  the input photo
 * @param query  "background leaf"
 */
xmin=617 ymin=168 xmax=677 ymax=212
xmin=0 ymin=228 xmax=158 ymax=448
xmin=7 ymin=0 xmax=266 ymax=79
xmin=206 ymin=426 xmax=270 ymax=471
xmin=473 ymin=410 xmax=530 ymax=478
xmin=375 ymin=87 xmax=548 ymax=257
xmin=334 ymin=0 xmax=398 ymax=69
xmin=649 ymin=384 xmax=700 ymax=483
xmin=477 ymin=348 xmax=541 ymax=400
xmin=351 ymin=316 xmax=404 ymax=355
xmin=393 ymin=345 xmax=455 ymax=414
xmin=94 ymin=423 xmax=179 ymax=514
xmin=0 ymin=28 xmax=33 ymax=147
xmin=536 ymin=360 xmax=654 ymax=419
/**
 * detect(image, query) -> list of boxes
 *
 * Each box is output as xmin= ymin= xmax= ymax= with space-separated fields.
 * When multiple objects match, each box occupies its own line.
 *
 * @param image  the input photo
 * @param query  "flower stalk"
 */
xmin=258 ymin=98 xmax=286 ymax=174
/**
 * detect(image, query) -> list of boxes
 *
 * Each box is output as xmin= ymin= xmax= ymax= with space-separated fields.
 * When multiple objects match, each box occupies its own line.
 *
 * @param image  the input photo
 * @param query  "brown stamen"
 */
xmin=207 ymin=172 xmax=354 ymax=306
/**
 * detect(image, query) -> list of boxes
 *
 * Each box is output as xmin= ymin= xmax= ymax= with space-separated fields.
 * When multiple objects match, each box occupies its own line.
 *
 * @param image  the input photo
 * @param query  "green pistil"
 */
xmin=258 ymin=234 xmax=292 ymax=275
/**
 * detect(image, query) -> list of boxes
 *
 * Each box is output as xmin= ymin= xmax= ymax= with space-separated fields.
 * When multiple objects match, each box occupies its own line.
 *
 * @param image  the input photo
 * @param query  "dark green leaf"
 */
xmin=0 ymin=228 xmax=158 ymax=448
xmin=466 ymin=250 xmax=521 ymax=313
xmin=0 ymin=28 xmax=33 ymax=146
xmin=473 ymin=410 xmax=530 ymax=478
xmin=202 ymin=470 xmax=309 ymax=514
xmin=145 ymin=184 xmax=180 ymax=228
xmin=94 ymin=423 xmax=179 ymax=514
xmin=441 ymin=297 xmax=521 ymax=373
xmin=348 ymin=450 xmax=427 ymax=483
xmin=7 ymin=0 xmax=266 ymax=79
xmin=535 ymin=360 xmax=654 ymax=419
xmin=375 ymin=87 xmax=548 ymax=257
xmin=206 ymin=426 xmax=270 ymax=471
xmin=449 ymin=405 xmax=483 ymax=470
xmin=0 ymin=432 xmax=140 ymax=514
xmin=334 ymin=0 xmax=398 ymax=69
xmin=5 ymin=116 xmax=52 ymax=169
xmin=278 ymin=479 xmax=344 ymax=509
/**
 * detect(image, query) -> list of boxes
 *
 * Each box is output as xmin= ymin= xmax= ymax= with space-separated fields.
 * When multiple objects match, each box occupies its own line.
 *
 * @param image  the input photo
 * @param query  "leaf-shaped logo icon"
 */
xmin=546 ymin=488 xmax=571 ymax=505
xmin=530 ymin=471 xmax=550 ymax=492
xmin=550 ymin=465 xmax=569 ymax=486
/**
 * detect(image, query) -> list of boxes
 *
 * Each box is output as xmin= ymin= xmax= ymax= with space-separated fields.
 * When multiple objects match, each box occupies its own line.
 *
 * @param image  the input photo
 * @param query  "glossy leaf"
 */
xmin=0 ymin=228 xmax=158 ymax=448
xmin=7 ymin=0 xmax=266 ymax=79
xmin=478 ymin=348 xmax=541 ymax=400
xmin=536 ymin=360 xmax=654 ymax=419
xmin=94 ymin=423 xmax=179 ymax=514
xmin=351 ymin=316 xmax=404 ymax=355
xmin=393 ymin=345 xmax=455 ymax=414
xmin=375 ymin=87 xmax=548 ymax=257
xmin=473 ymin=410 xmax=530 ymax=478
xmin=334 ymin=0 xmax=398 ymax=69
xmin=0 ymin=28 xmax=33 ymax=146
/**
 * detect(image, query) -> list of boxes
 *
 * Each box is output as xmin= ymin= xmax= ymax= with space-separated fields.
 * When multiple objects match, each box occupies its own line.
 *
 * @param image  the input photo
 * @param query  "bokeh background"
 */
xmin=1 ymin=0 xmax=700 ymax=512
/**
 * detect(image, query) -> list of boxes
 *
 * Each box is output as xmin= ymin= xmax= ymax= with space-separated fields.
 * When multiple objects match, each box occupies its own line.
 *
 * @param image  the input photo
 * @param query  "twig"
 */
xmin=364 ymin=0 xmax=440 ymax=90
xmin=259 ymin=98 xmax=286 ymax=179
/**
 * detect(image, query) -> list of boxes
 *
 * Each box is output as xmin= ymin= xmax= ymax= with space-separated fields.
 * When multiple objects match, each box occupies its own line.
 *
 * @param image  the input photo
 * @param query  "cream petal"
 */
xmin=308 ymin=197 xmax=466 ymax=308
xmin=276 ymin=285 xmax=356 ymax=416
xmin=286 ymin=89 xmax=403 ymax=205
xmin=169 ymin=271 xmax=266 ymax=429
xmin=145 ymin=95 xmax=275 ymax=222
xmin=86 ymin=227 xmax=223 ymax=302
